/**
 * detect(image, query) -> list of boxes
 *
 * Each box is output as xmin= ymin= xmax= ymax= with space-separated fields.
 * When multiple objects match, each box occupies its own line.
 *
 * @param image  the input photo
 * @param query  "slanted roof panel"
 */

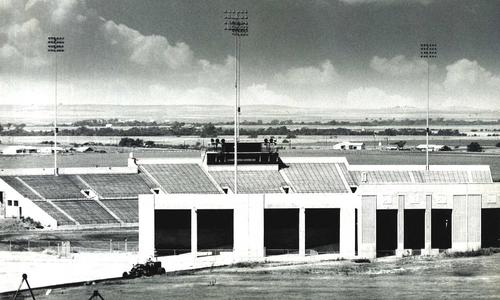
xmin=142 ymin=164 xmax=220 ymax=194
xmin=281 ymin=163 xmax=348 ymax=193
xmin=1 ymin=176 xmax=42 ymax=199
xmin=17 ymin=175 xmax=86 ymax=200
xmin=209 ymin=170 xmax=287 ymax=194
xmin=80 ymin=174 xmax=151 ymax=199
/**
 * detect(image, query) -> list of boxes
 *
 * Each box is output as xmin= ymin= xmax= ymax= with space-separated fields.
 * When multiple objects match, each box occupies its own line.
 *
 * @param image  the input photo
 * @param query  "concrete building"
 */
xmin=416 ymin=144 xmax=445 ymax=152
xmin=0 ymin=145 xmax=499 ymax=261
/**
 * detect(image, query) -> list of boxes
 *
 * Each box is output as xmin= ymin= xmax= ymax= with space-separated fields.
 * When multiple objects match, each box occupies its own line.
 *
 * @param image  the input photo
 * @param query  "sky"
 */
xmin=1 ymin=0 xmax=500 ymax=110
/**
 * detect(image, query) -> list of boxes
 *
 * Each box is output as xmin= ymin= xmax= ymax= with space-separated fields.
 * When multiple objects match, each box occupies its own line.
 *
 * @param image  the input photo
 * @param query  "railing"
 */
xmin=265 ymin=248 xmax=340 ymax=256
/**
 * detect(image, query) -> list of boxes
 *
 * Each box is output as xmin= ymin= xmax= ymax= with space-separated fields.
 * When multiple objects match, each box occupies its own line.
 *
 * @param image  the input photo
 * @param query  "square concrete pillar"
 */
xmin=360 ymin=195 xmax=377 ymax=258
xmin=467 ymin=195 xmax=482 ymax=251
xmin=422 ymin=195 xmax=432 ymax=255
xmin=191 ymin=208 xmax=197 ymax=259
xmin=396 ymin=195 xmax=405 ymax=256
xmin=452 ymin=195 xmax=467 ymax=251
xmin=234 ymin=195 xmax=265 ymax=259
xmin=138 ymin=194 xmax=155 ymax=261
xmin=340 ymin=207 xmax=355 ymax=258
xmin=299 ymin=207 xmax=306 ymax=256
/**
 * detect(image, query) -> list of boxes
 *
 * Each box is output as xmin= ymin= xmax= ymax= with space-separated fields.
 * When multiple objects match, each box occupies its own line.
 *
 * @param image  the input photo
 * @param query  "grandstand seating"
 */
xmin=54 ymin=200 xmax=118 ymax=224
xmin=470 ymin=170 xmax=492 ymax=183
xmin=101 ymin=199 xmax=138 ymax=223
xmin=412 ymin=170 xmax=469 ymax=183
xmin=281 ymin=163 xmax=349 ymax=193
xmin=337 ymin=163 xmax=357 ymax=187
xmin=18 ymin=175 xmax=86 ymax=200
xmin=32 ymin=200 xmax=75 ymax=226
xmin=79 ymin=174 xmax=151 ymax=199
xmin=142 ymin=164 xmax=221 ymax=194
xmin=209 ymin=170 xmax=287 ymax=193
xmin=351 ymin=170 xmax=413 ymax=184
xmin=0 ymin=176 xmax=42 ymax=200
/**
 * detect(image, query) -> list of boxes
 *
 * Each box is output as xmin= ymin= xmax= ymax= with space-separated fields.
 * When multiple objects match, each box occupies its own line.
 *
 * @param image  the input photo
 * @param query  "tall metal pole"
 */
xmin=48 ymin=36 xmax=64 ymax=176
xmin=225 ymin=10 xmax=248 ymax=194
xmin=420 ymin=43 xmax=437 ymax=171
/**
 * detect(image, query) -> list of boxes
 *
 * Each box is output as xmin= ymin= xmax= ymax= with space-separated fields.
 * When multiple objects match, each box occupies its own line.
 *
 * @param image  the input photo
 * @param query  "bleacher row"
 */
xmin=1 ymin=162 xmax=493 ymax=227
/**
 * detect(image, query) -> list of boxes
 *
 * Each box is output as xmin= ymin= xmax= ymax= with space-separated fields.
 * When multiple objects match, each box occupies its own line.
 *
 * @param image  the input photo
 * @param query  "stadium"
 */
xmin=1 ymin=142 xmax=499 ymax=264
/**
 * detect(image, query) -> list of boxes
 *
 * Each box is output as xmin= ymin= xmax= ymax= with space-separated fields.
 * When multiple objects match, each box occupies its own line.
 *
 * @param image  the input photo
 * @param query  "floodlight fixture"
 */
xmin=48 ymin=36 xmax=65 ymax=176
xmin=420 ymin=43 xmax=437 ymax=171
xmin=224 ymin=10 xmax=249 ymax=194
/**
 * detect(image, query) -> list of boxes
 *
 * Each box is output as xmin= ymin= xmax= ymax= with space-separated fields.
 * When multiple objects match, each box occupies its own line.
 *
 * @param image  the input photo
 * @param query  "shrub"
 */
xmin=467 ymin=142 xmax=482 ymax=152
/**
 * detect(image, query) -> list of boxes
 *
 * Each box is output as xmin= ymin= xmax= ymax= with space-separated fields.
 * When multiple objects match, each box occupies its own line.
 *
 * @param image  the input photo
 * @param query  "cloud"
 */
xmin=275 ymin=60 xmax=338 ymax=85
xmin=243 ymin=83 xmax=295 ymax=106
xmin=102 ymin=20 xmax=193 ymax=69
xmin=148 ymin=85 xmax=226 ymax=105
xmin=440 ymin=59 xmax=500 ymax=109
xmin=345 ymin=87 xmax=415 ymax=109
xmin=370 ymin=55 xmax=430 ymax=77
xmin=197 ymin=55 xmax=235 ymax=84
xmin=444 ymin=59 xmax=500 ymax=89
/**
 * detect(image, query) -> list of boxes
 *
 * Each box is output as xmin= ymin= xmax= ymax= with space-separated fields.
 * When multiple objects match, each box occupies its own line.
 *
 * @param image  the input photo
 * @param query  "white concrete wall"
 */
xmin=0 ymin=179 xmax=56 ymax=227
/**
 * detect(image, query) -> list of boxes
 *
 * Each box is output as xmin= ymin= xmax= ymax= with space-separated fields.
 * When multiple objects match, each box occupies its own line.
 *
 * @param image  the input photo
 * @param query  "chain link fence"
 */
xmin=0 ymin=239 xmax=138 ymax=253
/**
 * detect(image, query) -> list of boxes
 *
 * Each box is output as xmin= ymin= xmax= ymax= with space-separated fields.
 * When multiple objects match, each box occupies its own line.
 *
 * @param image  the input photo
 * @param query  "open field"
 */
xmin=6 ymin=253 xmax=500 ymax=299
xmin=1 ymin=149 xmax=499 ymax=181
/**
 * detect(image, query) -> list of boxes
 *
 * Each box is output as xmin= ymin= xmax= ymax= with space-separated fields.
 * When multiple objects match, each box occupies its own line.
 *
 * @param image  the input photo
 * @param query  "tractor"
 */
xmin=123 ymin=260 xmax=166 ymax=279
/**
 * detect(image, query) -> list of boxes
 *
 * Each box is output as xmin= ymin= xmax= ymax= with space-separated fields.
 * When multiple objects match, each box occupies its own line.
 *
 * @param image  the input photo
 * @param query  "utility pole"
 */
xmin=224 ymin=10 xmax=248 ymax=194
xmin=48 ymin=36 xmax=64 ymax=176
xmin=420 ymin=43 xmax=437 ymax=171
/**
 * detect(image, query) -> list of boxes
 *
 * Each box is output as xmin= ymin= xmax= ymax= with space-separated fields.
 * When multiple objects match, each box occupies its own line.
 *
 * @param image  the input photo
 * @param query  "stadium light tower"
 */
xmin=48 ymin=36 xmax=64 ymax=176
xmin=420 ymin=43 xmax=437 ymax=171
xmin=224 ymin=10 xmax=248 ymax=194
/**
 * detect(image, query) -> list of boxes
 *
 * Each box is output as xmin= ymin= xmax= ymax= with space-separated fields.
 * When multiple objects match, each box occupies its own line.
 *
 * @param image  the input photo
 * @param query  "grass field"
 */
xmin=8 ymin=253 xmax=500 ymax=299
xmin=1 ymin=149 xmax=499 ymax=181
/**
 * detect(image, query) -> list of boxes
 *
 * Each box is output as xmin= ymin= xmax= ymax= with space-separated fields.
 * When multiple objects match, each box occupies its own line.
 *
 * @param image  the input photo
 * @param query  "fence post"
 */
xmin=28 ymin=240 xmax=30 ymax=251
xmin=9 ymin=240 xmax=11 ymax=251
xmin=109 ymin=239 xmax=112 ymax=253
xmin=124 ymin=238 xmax=128 ymax=253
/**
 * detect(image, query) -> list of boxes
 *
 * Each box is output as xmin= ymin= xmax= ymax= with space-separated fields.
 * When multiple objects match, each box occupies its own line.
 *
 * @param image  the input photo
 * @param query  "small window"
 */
xmin=281 ymin=186 xmax=290 ymax=194
xmin=13 ymin=200 xmax=19 ymax=207
xmin=8 ymin=200 xmax=12 ymax=206
xmin=152 ymin=188 xmax=161 ymax=195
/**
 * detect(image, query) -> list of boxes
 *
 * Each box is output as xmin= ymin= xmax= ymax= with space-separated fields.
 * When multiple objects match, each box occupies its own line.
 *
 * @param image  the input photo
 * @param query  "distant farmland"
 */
xmin=0 ymin=150 xmax=499 ymax=181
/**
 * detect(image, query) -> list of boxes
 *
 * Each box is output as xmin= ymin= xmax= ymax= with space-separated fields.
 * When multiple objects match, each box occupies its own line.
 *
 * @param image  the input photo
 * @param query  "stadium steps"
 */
xmin=100 ymin=199 xmax=138 ymax=223
xmin=75 ymin=175 xmax=123 ymax=224
xmin=208 ymin=170 xmax=288 ymax=194
xmin=52 ymin=200 xmax=119 ymax=225
xmin=15 ymin=177 xmax=80 ymax=225
xmin=280 ymin=163 xmax=349 ymax=193
xmin=78 ymin=174 xmax=152 ymax=199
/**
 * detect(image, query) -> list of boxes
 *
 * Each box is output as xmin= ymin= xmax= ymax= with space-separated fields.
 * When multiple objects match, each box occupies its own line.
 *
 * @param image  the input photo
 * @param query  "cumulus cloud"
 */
xmin=102 ymin=20 xmax=193 ymax=69
xmin=275 ymin=60 xmax=338 ymax=85
xmin=370 ymin=55 xmax=431 ymax=77
xmin=197 ymin=55 xmax=235 ymax=84
xmin=444 ymin=59 xmax=500 ymax=89
xmin=243 ymin=83 xmax=295 ymax=106
xmin=345 ymin=87 xmax=415 ymax=109
xmin=149 ymin=85 xmax=227 ymax=105
xmin=440 ymin=59 xmax=500 ymax=109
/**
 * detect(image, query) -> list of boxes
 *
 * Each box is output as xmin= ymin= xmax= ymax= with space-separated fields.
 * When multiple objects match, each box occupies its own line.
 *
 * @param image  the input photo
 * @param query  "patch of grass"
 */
xmin=230 ymin=261 xmax=263 ymax=269
xmin=443 ymin=248 xmax=500 ymax=258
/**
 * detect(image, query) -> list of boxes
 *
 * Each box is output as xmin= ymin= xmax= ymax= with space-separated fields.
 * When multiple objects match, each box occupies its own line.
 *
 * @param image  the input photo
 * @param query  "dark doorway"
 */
xmin=404 ymin=210 xmax=425 ymax=250
xmin=264 ymin=209 xmax=299 ymax=256
xmin=155 ymin=210 xmax=190 ymax=256
xmin=432 ymin=209 xmax=452 ymax=249
xmin=482 ymin=209 xmax=500 ymax=248
xmin=305 ymin=209 xmax=340 ymax=254
xmin=197 ymin=209 xmax=233 ymax=252
xmin=376 ymin=210 xmax=397 ymax=257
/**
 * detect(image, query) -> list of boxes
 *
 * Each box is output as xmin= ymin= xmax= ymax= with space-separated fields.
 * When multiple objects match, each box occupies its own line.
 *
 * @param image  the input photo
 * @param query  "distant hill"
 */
xmin=0 ymin=104 xmax=498 ymax=125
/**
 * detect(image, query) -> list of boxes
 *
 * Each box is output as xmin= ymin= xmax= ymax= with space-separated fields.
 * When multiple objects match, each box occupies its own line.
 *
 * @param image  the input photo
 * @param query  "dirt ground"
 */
xmin=5 ymin=253 xmax=500 ymax=299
